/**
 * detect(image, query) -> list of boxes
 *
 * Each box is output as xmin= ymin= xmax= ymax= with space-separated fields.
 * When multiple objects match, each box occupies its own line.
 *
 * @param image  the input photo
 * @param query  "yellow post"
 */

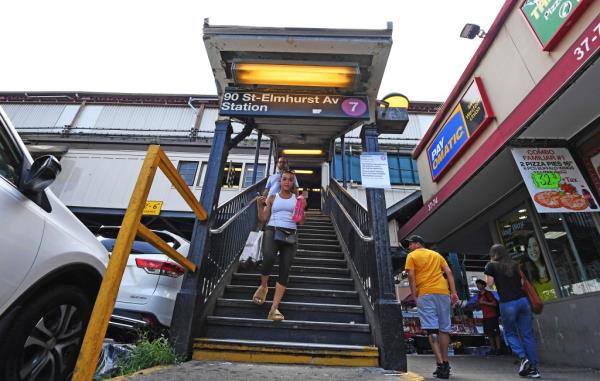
xmin=72 ymin=145 xmax=161 ymax=381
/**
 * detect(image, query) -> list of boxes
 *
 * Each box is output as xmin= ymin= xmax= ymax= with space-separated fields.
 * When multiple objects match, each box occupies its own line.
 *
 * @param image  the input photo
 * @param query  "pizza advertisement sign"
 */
xmin=511 ymin=147 xmax=599 ymax=213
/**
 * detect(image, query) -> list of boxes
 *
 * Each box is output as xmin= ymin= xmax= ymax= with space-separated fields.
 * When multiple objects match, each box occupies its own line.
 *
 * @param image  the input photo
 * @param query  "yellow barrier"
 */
xmin=72 ymin=145 xmax=207 ymax=381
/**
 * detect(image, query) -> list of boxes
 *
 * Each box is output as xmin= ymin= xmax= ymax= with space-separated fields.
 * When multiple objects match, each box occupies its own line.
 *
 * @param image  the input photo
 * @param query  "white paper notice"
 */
xmin=511 ymin=147 xmax=599 ymax=213
xmin=360 ymin=152 xmax=391 ymax=189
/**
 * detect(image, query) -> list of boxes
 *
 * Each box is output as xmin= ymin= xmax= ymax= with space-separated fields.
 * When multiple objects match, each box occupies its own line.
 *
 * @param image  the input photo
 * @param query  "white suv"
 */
xmin=96 ymin=226 xmax=190 ymax=331
xmin=0 ymin=108 xmax=109 ymax=381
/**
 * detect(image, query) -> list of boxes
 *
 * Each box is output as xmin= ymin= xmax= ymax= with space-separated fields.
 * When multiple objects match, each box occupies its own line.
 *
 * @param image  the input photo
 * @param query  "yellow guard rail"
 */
xmin=73 ymin=145 xmax=207 ymax=381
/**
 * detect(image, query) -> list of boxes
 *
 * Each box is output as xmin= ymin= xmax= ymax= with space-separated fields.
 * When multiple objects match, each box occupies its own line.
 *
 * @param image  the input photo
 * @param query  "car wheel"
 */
xmin=1 ymin=285 xmax=92 ymax=381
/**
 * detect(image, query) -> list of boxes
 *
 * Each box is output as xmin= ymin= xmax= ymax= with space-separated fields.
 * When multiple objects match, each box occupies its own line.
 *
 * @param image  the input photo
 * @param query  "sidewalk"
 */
xmin=407 ymin=354 xmax=600 ymax=381
xmin=116 ymin=354 xmax=599 ymax=380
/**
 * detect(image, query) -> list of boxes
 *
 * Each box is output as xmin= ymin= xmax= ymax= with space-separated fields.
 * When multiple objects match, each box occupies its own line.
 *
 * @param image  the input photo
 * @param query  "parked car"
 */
xmin=0 ymin=108 xmax=109 ymax=381
xmin=95 ymin=226 xmax=190 ymax=332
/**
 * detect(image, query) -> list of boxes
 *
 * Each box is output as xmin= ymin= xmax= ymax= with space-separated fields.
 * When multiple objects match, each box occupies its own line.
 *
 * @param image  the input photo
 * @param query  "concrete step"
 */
xmin=255 ymin=265 xmax=350 ymax=278
xmin=213 ymin=299 xmax=365 ymax=323
xmin=298 ymin=232 xmax=338 ymax=240
xmin=223 ymin=286 xmax=360 ymax=305
xmin=292 ymin=256 xmax=347 ymax=268
xmin=295 ymin=248 xmax=344 ymax=260
xmin=193 ymin=338 xmax=379 ymax=367
xmin=203 ymin=316 xmax=372 ymax=346
xmin=297 ymin=237 xmax=340 ymax=246
xmin=230 ymin=273 xmax=355 ymax=291
xmin=298 ymin=243 xmax=342 ymax=252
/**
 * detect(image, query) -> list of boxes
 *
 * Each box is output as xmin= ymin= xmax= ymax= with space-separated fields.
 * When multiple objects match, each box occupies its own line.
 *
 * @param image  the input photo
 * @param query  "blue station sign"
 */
xmin=219 ymin=89 xmax=370 ymax=120
xmin=427 ymin=77 xmax=494 ymax=181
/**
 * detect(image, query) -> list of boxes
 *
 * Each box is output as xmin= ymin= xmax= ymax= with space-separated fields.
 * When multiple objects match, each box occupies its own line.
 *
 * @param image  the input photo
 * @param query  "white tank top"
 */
xmin=268 ymin=193 xmax=297 ymax=229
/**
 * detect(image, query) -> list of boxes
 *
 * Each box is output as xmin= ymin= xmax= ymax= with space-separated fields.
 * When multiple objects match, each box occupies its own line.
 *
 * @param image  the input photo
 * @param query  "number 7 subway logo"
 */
xmin=427 ymin=104 xmax=470 ymax=181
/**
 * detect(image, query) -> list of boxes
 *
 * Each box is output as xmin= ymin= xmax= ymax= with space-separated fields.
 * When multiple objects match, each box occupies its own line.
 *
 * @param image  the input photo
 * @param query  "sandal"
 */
xmin=268 ymin=308 xmax=284 ymax=322
xmin=252 ymin=286 xmax=268 ymax=305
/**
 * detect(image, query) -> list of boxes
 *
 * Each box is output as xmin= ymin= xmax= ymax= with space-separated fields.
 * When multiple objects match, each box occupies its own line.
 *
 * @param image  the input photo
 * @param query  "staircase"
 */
xmin=193 ymin=211 xmax=379 ymax=366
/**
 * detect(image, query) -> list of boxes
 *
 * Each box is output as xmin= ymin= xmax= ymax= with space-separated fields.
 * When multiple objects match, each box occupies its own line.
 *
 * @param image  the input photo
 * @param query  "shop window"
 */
xmin=333 ymin=153 xmax=419 ymax=186
xmin=222 ymin=161 xmax=242 ymax=189
xmin=389 ymin=154 xmax=419 ymax=185
xmin=538 ymin=212 xmax=600 ymax=296
xmin=177 ymin=161 xmax=198 ymax=186
xmin=242 ymin=163 xmax=266 ymax=188
xmin=334 ymin=153 xmax=361 ymax=183
xmin=496 ymin=207 xmax=557 ymax=301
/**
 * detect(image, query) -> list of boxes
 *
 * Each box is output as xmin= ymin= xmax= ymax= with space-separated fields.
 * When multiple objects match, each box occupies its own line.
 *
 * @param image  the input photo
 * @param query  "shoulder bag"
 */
xmin=518 ymin=266 xmax=544 ymax=314
xmin=273 ymin=227 xmax=297 ymax=245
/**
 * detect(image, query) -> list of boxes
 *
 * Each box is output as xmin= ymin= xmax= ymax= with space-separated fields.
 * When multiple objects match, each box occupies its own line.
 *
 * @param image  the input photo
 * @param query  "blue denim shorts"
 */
xmin=416 ymin=294 xmax=452 ymax=333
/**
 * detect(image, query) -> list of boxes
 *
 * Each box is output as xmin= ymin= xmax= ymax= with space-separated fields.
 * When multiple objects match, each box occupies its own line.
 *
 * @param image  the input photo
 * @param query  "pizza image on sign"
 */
xmin=511 ymin=147 xmax=599 ymax=214
xmin=558 ymin=193 xmax=589 ymax=211
xmin=533 ymin=191 xmax=562 ymax=209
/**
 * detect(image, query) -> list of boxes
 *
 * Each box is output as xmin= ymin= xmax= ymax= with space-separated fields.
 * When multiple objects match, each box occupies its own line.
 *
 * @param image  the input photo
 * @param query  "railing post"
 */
xmin=341 ymin=135 xmax=348 ymax=189
xmin=170 ymin=119 xmax=232 ymax=358
xmin=252 ymin=131 xmax=262 ymax=183
xmin=360 ymin=123 xmax=406 ymax=371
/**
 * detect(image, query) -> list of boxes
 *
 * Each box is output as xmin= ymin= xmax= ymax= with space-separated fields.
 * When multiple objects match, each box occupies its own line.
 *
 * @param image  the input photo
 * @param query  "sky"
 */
xmin=0 ymin=0 xmax=505 ymax=102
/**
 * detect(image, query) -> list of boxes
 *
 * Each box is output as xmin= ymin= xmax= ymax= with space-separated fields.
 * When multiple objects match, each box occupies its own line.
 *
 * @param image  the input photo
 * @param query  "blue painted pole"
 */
xmin=331 ymin=141 xmax=337 ymax=179
xmin=341 ymin=135 xmax=347 ymax=189
xmin=266 ymin=139 xmax=273 ymax=179
xmin=360 ymin=123 xmax=406 ymax=371
xmin=252 ymin=131 xmax=262 ymax=184
xmin=170 ymin=119 xmax=232 ymax=358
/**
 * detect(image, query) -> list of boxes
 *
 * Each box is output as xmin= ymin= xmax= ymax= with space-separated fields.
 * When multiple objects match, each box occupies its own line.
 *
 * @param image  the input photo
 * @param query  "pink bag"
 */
xmin=292 ymin=195 xmax=305 ymax=223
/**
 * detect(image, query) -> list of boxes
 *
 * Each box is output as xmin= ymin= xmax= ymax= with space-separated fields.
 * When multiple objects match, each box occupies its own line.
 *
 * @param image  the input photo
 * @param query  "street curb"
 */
xmin=106 ymin=364 xmax=174 ymax=380
xmin=398 ymin=371 xmax=425 ymax=381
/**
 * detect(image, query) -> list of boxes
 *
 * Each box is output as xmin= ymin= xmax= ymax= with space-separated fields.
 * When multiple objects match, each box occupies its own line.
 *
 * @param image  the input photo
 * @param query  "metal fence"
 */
xmin=324 ymin=179 xmax=378 ymax=309
xmin=196 ymin=177 xmax=267 ymax=302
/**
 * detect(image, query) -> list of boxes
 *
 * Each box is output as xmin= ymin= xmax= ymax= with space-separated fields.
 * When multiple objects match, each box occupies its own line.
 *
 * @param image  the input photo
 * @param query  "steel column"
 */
xmin=332 ymin=141 xmax=337 ymax=179
xmin=266 ymin=139 xmax=273 ymax=178
xmin=252 ymin=131 xmax=262 ymax=184
xmin=170 ymin=119 xmax=232 ymax=358
xmin=360 ymin=123 xmax=406 ymax=371
xmin=341 ymin=135 xmax=348 ymax=189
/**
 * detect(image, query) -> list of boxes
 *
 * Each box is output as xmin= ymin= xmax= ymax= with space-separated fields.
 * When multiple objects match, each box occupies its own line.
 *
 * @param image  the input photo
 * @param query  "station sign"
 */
xmin=521 ymin=0 xmax=590 ymax=51
xmin=511 ymin=147 xmax=599 ymax=213
xmin=219 ymin=89 xmax=369 ymax=120
xmin=427 ymin=78 xmax=494 ymax=181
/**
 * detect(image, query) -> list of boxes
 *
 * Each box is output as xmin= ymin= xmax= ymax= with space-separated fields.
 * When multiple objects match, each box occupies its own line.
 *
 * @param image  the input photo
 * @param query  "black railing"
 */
xmin=196 ymin=178 xmax=266 ymax=302
xmin=324 ymin=179 xmax=378 ymax=309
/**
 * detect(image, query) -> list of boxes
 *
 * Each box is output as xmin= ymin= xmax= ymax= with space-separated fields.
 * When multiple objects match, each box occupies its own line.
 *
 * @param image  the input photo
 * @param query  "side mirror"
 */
xmin=21 ymin=155 xmax=62 ymax=193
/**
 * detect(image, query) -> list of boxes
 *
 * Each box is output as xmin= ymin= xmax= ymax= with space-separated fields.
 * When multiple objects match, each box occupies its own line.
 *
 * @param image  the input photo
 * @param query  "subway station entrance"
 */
xmin=164 ymin=21 xmax=410 ymax=371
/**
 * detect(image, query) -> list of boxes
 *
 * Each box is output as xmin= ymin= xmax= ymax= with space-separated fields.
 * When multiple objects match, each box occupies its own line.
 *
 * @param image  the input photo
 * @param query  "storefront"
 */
xmin=399 ymin=1 xmax=600 ymax=368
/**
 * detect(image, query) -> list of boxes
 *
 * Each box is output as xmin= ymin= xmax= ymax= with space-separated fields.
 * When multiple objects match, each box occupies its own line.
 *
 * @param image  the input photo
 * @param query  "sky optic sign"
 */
xmin=427 ymin=78 xmax=494 ymax=181
xmin=219 ymin=89 xmax=369 ymax=120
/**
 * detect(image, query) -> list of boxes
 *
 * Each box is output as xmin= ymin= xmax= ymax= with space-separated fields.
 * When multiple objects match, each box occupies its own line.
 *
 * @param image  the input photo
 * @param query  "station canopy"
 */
xmin=203 ymin=20 xmax=393 ymax=166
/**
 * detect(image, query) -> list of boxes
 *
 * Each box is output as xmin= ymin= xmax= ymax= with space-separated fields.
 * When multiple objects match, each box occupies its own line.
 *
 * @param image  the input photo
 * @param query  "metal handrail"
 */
xmin=328 ymin=188 xmax=373 ymax=242
xmin=209 ymin=196 xmax=258 ymax=234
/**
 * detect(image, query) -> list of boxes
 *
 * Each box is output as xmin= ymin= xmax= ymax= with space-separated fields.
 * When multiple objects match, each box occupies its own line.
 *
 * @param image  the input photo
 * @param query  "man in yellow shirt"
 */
xmin=404 ymin=235 xmax=459 ymax=379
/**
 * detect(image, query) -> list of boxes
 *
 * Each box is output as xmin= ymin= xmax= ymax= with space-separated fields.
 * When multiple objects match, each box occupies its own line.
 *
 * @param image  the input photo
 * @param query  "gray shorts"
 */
xmin=416 ymin=294 xmax=452 ymax=333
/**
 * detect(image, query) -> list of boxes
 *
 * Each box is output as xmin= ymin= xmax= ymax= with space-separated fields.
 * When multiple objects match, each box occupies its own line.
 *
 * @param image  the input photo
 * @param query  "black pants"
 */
xmin=261 ymin=227 xmax=297 ymax=287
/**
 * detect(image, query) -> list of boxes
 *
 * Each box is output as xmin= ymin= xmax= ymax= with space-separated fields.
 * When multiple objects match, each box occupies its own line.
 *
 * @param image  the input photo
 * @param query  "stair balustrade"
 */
xmin=197 ymin=177 xmax=267 ymax=304
xmin=323 ymin=180 xmax=378 ymax=308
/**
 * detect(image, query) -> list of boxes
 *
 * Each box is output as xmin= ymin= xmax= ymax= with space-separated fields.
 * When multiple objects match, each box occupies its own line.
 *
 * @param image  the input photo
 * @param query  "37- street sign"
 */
xmin=219 ymin=89 xmax=369 ymax=120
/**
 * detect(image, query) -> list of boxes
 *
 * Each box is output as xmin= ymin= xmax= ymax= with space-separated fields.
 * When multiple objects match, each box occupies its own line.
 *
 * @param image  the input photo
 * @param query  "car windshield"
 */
xmin=100 ymin=239 xmax=164 ymax=254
